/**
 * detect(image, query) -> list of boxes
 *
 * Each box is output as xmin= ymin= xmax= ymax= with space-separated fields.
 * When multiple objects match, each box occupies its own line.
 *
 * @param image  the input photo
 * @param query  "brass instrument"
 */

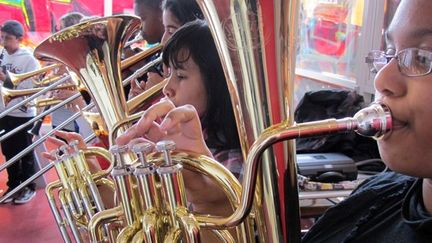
xmin=0 ymin=19 xmax=165 ymax=208
xmin=84 ymin=77 xmax=168 ymax=137
xmin=8 ymin=63 xmax=62 ymax=86
xmin=121 ymin=44 xmax=162 ymax=70
xmin=193 ymin=1 xmax=389 ymax=242
xmin=32 ymin=15 xmax=251 ymax=242
xmin=29 ymin=97 xmax=62 ymax=108
xmin=125 ymin=33 xmax=144 ymax=48
xmin=30 ymin=15 xmax=165 ymax=242
xmin=1 ymin=83 xmax=76 ymax=107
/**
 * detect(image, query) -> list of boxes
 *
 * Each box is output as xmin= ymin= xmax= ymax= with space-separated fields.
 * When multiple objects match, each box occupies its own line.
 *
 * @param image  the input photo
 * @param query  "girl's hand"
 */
xmin=116 ymin=97 xmax=212 ymax=157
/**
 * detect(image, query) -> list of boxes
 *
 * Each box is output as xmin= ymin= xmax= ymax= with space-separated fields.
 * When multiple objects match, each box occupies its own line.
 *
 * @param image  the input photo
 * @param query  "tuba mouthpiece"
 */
xmin=353 ymin=102 xmax=392 ymax=139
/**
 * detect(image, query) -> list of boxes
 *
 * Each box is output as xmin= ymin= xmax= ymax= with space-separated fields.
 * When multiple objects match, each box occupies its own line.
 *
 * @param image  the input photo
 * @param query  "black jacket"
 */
xmin=302 ymin=172 xmax=432 ymax=242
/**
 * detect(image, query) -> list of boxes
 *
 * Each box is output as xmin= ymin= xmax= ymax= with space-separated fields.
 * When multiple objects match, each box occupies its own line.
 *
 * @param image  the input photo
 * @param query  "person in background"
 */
xmin=117 ymin=20 xmax=241 ymax=242
xmin=49 ymin=12 xmax=87 ymax=134
xmin=0 ymin=20 xmax=40 ymax=204
xmin=128 ymin=0 xmax=204 ymax=98
xmin=134 ymin=0 xmax=164 ymax=45
xmin=126 ymin=0 xmax=165 ymax=100
xmin=160 ymin=0 xmax=204 ymax=43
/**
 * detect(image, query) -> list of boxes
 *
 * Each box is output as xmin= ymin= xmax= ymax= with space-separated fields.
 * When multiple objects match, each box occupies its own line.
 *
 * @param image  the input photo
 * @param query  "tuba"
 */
xmin=33 ymin=14 xmax=254 ymax=242
xmin=194 ymin=0 xmax=390 ymax=242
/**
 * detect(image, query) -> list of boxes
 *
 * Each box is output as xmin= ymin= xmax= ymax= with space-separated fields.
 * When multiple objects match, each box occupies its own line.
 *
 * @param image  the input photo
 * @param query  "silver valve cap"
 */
xmin=156 ymin=140 xmax=176 ymax=166
xmin=132 ymin=142 xmax=153 ymax=166
xmin=110 ymin=145 xmax=129 ymax=167
xmin=155 ymin=140 xmax=176 ymax=152
xmin=131 ymin=142 xmax=153 ymax=154
xmin=51 ymin=149 xmax=61 ymax=161
xmin=68 ymin=140 xmax=81 ymax=154
xmin=110 ymin=144 xmax=129 ymax=154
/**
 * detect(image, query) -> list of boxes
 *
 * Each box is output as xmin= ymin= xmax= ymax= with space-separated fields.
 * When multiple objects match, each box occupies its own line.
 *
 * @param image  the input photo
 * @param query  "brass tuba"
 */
xmin=194 ymin=0 xmax=390 ymax=242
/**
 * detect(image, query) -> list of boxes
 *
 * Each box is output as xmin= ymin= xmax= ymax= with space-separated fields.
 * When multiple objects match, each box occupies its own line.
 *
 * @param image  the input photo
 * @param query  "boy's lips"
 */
xmin=391 ymin=118 xmax=408 ymax=130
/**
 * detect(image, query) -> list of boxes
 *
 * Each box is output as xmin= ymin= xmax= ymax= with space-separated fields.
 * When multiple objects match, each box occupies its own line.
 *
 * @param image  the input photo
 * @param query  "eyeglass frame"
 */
xmin=365 ymin=47 xmax=432 ymax=77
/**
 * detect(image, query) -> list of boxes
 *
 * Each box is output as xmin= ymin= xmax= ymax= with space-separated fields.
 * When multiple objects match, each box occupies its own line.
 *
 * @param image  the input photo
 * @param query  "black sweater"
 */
xmin=302 ymin=172 xmax=432 ymax=243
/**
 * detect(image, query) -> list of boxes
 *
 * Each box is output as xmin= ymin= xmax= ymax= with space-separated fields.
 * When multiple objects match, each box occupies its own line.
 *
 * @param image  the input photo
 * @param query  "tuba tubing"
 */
xmin=192 ymin=103 xmax=392 ymax=230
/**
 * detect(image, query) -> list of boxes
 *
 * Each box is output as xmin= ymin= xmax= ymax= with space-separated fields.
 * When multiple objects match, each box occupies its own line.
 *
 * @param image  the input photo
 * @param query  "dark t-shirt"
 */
xmin=302 ymin=172 xmax=432 ymax=243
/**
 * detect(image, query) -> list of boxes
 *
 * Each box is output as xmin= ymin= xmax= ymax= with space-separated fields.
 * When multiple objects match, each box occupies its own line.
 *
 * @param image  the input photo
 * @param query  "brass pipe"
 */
xmin=30 ymin=97 xmax=62 ymax=108
xmin=8 ymin=63 xmax=62 ymax=86
xmin=59 ymin=190 xmax=83 ymax=243
xmin=1 ymin=83 xmax=76 ymax=107
xmin=89 ymin=206 xmax=124 ymax=243
xmin=127 ymin=77 xmax=167 ymax=113
xmin=176 ymin=207 xmax=200 ymax=243
xmin=187 ymin=103 xmax=392 ymax=230
xmin=9 ymin=38 xmax=156 ymax=87
xmin=133 ymin=212 xmax=158 ymax=243
xmin=34 ymin=74 xmax=67 ymax=87
xmin=121 ymin=44 xmax=162 ymax=70
xmin=0 ymin=74 xmax=71 ymax=119
xmin=116 ymin=222 xmax=141 ymax=243
xmin=46 ymin=181 xmax=71 ymax=243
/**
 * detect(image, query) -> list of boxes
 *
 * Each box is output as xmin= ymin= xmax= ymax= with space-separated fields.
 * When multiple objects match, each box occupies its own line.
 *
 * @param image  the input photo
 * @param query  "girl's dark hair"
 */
xmin=162 ymin=0 xmax=204 ymax=25
xmin=162 ymin=20 xmax=240 ymax=150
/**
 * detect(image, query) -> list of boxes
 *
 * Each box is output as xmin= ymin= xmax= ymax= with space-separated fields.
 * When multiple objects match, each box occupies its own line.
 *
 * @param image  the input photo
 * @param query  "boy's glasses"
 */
xmin=365 ymin=48 xmax=432 ymax=77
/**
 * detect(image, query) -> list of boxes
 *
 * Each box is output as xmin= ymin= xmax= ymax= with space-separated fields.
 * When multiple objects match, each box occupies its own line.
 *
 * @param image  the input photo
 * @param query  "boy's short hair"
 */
xmin=134 ymin=0 xmax=162 ymax=9
xmin=59 ymin=12 xmax=84 ymax=29
xmin=1 ymin=20 xmax=24 ymax=38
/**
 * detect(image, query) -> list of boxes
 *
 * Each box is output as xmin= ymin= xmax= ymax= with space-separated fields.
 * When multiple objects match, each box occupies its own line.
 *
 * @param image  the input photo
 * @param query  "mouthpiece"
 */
xmin=352 ymin=102 xmax=392 ymax=139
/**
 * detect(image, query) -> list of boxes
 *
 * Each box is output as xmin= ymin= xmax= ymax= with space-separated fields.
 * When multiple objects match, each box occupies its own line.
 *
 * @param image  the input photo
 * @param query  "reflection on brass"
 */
xmin=49 ymin=21 xmax=91 ymax=43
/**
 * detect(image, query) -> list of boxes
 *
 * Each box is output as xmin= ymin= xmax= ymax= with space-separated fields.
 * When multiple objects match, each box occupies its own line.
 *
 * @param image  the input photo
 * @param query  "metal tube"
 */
xmin=59 ymin=191 xmax=83 ymax=243
xmin=0 ymin=104 xmax=95 ymax=203
xmin=0 ymin=92 xmax=81 ymax=143
xmin=196 ymin=103 xmax=391 ymax=229
xmin=122 ymin=56 xmax=162 ymax=86
xmin=0 ymin=74 xmax=70 ymax=118
xmin=0 ymin=103 xmax=94 ymax=172
xmin=46 ymin=181 xmax=72 ymax=243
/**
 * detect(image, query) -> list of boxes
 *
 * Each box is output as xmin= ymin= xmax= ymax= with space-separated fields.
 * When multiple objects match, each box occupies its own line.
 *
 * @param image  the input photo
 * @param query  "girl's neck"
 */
xmin=422 ymin=179 xmax=432 ymax=215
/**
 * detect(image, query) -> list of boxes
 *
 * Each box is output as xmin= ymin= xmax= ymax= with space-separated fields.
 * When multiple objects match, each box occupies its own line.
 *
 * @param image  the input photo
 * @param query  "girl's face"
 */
xmin=163 ymin=49 xmax=208 ymax=116
xmin=375 ymin=0 xmax=432 ymax=177
xmin=161 ymin=9 xmax=182 ymax=44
